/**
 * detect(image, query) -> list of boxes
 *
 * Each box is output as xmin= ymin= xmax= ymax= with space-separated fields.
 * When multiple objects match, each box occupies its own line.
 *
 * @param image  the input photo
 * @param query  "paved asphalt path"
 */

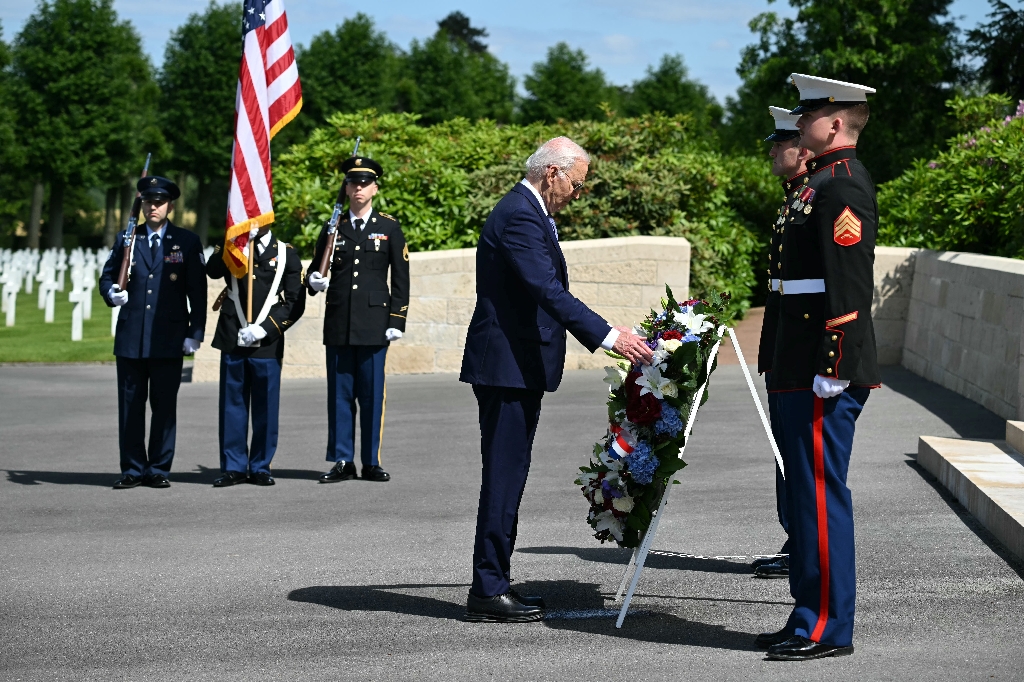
xmin=2 ymin=362 xmax=1022 ymax=681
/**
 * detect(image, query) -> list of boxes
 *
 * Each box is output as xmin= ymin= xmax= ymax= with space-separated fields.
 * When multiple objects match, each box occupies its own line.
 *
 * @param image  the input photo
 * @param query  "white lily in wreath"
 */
xmin=674 ymin=308 xmax=713 ymax=336
xmin=603 ymin=361 xmax=629 ymax=390
xmin=635 ymin=363 xmax=678 ymax=399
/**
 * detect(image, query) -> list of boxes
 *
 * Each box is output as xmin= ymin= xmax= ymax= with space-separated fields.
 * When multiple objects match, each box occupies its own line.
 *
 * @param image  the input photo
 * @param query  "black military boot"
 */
xmin=319 ymin=461 xmax=358 ymax=483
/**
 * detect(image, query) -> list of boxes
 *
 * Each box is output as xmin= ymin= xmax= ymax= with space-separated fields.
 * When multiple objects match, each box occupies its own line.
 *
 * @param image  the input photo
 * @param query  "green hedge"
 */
xmin=878 ymin=95 xmax=1024 ymax=258
xmin=272 ymin=111 xmax=777 ymax=315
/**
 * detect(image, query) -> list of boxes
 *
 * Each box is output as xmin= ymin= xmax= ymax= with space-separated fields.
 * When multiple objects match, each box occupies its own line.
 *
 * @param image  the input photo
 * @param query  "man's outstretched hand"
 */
xmin=612 ymin=326 xmax=653 ymax=366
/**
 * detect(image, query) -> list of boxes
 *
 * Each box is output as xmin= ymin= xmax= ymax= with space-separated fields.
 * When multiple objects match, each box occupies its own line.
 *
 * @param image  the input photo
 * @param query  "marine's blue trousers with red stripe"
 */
xmin=774 ymin=386 xmax=870 ymax=647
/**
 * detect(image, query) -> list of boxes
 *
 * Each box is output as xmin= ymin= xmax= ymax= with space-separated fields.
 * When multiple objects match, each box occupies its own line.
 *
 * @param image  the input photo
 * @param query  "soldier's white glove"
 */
xmin=813 ymin=375 xmax=850 ymax=399
xmin=308 ymin=271 xmax=329 ymax=292
xmin=385 ymin=328 xmax=403 ymax=342
xmin=108 ymin=285 xmax=128 ymax=306
xmin=183 ymin=338 xmax=201 ymax=354
xmin=237 ymin=324 xmax=267 ymax=347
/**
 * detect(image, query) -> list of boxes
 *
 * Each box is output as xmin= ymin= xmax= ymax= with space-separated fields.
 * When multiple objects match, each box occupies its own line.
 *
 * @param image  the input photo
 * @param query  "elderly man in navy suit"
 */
xmin=99 ymin=177 xmax=207 ymax=490
xmin=460 ymin=137 xmax=653 ymax=622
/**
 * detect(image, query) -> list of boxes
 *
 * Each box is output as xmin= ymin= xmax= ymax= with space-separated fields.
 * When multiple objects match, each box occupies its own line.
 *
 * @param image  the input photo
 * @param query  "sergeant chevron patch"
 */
xmin=833 ymin=207 xmax=862 ymax=246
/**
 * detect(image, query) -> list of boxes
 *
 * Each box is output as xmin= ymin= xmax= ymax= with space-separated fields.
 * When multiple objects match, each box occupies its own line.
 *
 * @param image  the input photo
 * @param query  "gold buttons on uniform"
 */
xmin=354 ymin=259 xmax=359 ymax=264
xmin=147 ymin=289 xmax=152 ymax=294
xmin=352 ymin=284 xmax=358 ymax=289
xmin=832 ymin=335 xmax=838 ymax=341
xmin=803 ymin=313 xmax=809 ymax=319
xmin=355 ymin=246 xmax=360 ymax=251
xmin=148 ymin=274 xmax=153 ymax=279
xmin=778 ymin=245 xmax=783 ymax=252
xmin=826 ymin=368 xmax=832 ymax=374
xmin=146 ymin=305 xmax=151 ymax=309
xmin=354 ymin=272 xmax=359 ymax=277
xmin=829 ymin=351 xmax=835 ymax=357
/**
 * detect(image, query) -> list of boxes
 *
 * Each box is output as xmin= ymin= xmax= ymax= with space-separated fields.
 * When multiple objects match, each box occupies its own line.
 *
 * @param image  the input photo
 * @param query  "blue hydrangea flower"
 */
xmin=681 ymin=333 xmax=700 ymax=343
xmin=625 ymin=442 xmax=660 ymax=485
xmin=654 ymin=405 xmax=684 ymax=437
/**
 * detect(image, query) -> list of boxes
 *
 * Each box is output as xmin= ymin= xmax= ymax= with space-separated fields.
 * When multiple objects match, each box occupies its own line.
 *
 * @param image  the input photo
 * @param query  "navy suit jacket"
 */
xmin=459 ymin=184 xmax=610 ymax=392
xmin=99 ymin=222 xmax=207 ymax=359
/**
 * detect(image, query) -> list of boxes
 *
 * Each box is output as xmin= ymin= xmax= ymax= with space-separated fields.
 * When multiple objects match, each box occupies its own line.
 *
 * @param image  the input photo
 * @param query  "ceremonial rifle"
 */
xmin=115 ymin=154 xmax=152 ymax=290
xmin=315 ymin=137 xmax=361 ymax=278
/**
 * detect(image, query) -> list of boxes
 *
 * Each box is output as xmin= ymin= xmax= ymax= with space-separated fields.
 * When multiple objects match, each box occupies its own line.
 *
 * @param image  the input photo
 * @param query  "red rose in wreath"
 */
xmin=624 ymin=371 xmax=662 ymax=425
xmin=660 ymin=330 xmax=683 ymax=341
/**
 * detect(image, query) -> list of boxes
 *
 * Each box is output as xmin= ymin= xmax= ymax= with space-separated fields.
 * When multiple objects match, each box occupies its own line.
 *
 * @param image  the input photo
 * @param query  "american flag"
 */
xmin=223 ymin=0 xmax=302 ymax=278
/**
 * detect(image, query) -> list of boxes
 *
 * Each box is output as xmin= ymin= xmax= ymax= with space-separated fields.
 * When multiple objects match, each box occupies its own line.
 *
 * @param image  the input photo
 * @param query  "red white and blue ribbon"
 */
xmin=609 ymin=423 xmax=635 ymax=459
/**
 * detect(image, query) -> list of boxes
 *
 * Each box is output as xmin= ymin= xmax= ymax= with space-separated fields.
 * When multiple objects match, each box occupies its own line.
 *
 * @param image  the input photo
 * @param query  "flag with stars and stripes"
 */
xmin=223 ymin=0 xmax=302 ymax=278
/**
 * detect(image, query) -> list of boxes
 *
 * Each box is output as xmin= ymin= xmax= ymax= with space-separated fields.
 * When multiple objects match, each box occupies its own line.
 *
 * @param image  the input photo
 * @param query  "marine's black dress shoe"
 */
xmin=144 ymin=474 xmax=170 ymax=488
xmin=751 ymin=554 xmax=787 ymax=570
xmin=509 ymin=588 xmax=546 ymax=609
xmin=767 ymin=635 xmax=854 ymax=661
xmin=465 ymin=591 xmax=543 ymax=623
xmin=249 ymin=472 xmax=275 ymax=486
xmin=319 ymin=461 xmax=357 ymax=483
xmin=362 ymin=465 xmax=391 ymax=482
xmin=754 ymin=556 xmax=789 ymax=578
xmin=113 ymin=475 xmax=142 ymax=489
xmin=213 ymin=471 xmax=249 ymax=487
xmin=755 ymin=628 xmax=792 ymax=649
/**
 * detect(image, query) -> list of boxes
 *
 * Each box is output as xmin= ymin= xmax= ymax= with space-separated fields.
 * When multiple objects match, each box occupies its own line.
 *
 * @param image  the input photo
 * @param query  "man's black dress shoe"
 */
xmin=319 ymin=461 xmax=357 ymax=483
xmin=465 ymin=591 xmax=543 ymax=623
xmin=213 ymin=471 xmax=249 ymax=487
xmin=249 ymin=472 xmax=275 ymax=486
xmin=767 ymin=636 xmax=854 ymax=661
xmin=751 ymin=554 xmax=787 ymax=570
xmin=113 ymin=475 xmax=142 ymax=489
xmin=754 ymin=556 xmax=789 ymax=578
xmin=509 ymin=588 xmax=546 ymax=609
xmin=144 ymin=474 xmax=170 ymax=488
xmin=362 ymin=465 xmax=391 ymax=482
xmin=755 ymin=628 xmax=791 ymax=649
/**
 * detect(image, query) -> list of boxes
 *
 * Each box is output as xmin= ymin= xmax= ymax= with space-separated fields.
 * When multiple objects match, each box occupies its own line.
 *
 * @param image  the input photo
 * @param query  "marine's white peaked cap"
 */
xmin=788 ymin=74 xmax=876 ymax=114
xmin=764 ymin=106 xmax=802 ymax=142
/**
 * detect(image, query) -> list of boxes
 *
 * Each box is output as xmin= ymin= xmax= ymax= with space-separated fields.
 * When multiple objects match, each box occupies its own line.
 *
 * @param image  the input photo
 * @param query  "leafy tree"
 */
xmin=0 ymin=23 xmax=25 ymax=244
xmin=624 ymin=54 xmax=723 ymax=129
xmin=520 ymin=43 xmax=618 ymax=123
xmin=437 ymin=11 xmax=488 ymax=53
xmin=11 ymin=0 xmax=159 ymax=248
xmin=723 ymin=0 xmax=965 ymax=183
xmin=398 ymin=15 xmax=515 ymax=124
xmin=968 ymin=1 xmax=1024 ymax=102
xmin=159 ymin=1 xmax=241 ymax=245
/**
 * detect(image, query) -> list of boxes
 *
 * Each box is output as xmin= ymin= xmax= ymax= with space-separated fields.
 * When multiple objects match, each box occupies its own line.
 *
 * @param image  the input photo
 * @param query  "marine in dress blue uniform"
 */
xmin=761 ymin=75 xmax=881 ymax=661
xmin=205 ymin=230 xmax=306 ymax=487
xmin=307 ymin=156 xmax=410 ymax=484
xmin=99 ymin=176 xmax=207 ymax=489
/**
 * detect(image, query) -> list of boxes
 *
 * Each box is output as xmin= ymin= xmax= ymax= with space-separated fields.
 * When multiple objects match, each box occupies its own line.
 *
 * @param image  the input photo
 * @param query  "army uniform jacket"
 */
xmin=206 ymin=235 xmax=306 ymax=359
xmin=308 ymin=208 xmax=410 ymax=346
xmin=757 ymin=169 xmax=809 ymax=374
xmin=768 ymin=146 xmax=881 ymax=391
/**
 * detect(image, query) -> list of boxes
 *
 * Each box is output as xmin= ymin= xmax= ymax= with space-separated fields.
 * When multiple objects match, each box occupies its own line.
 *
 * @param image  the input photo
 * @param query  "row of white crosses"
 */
xmin=0 ymin=247 xmax=104 ymax=339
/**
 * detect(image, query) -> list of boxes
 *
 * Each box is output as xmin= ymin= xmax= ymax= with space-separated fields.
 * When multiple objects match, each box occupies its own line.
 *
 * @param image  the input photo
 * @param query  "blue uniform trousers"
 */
xmin=326 ymin=345 xmax=388 ymax=467
xmin=775 ymin=387 xmax=869 ymax=647
xmin=765 ymin=372 xmax=791 ymax=553
xmin=470 ymin=385 xmax=544 ymax=598
xmin=218 ymin=353 xmax=281 ymax=475
xmin=115 ymin=356 xmax=183 ymax=477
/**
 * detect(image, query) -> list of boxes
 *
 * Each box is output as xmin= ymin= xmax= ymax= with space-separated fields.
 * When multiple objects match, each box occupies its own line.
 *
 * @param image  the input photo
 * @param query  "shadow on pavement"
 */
xmin=4 ymin=465 xmax=326 ymax=486
xmin=289 ymin=583 xmax=468 ymax=620
xmin=881 ymin=366 xmax=1005 ymax=439
xmin=519 ymin=545 xmax=753 ymax=574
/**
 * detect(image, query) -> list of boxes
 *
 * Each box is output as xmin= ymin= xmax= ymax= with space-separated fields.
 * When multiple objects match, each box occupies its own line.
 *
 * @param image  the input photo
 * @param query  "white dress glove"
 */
xmin=813 ymin=375 xmax=850 ymax=399
xmin=307 ymin=271 xmax=329 ymax=292
xmin=237 ymin=324 xmax=268 ymax=347
xmin=108 ymin=285 xmax=128 ymax=306
xmin=183 ymin=338 xmax=201 ymax=355
xmin=385 ymin=328 xmax=403 ymax=342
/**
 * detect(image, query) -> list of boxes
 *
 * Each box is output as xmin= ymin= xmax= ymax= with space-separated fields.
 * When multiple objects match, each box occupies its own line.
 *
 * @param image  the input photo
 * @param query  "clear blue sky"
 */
xmin=0 ymin=0 xmax=994 ymax=103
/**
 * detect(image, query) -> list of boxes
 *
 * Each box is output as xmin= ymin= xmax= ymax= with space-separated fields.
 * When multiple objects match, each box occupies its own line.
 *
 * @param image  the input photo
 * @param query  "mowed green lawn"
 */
xmin=0 ymin=287 xmax=115 ymax=363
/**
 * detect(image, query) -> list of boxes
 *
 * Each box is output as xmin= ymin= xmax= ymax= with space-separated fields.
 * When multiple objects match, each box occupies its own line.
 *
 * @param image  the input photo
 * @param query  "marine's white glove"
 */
xmin=308 ymin=271 xmax=329 ymax=292
xmin=183 ymin=338 xmax=201 ymax=355
xmin=237 ymin=324 xmax=267 ymax=347
xmin=108 ymin=285 xmax=128 ymax=306
xmin=385 ymin=328 xmax=403 ymax=342
xmin=813 ymin=375 xmax=850 ymax=399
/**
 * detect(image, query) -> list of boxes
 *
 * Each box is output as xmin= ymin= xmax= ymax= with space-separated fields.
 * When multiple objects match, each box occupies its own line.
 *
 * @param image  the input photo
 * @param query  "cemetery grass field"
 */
xmin=0 ymin=288 xmax=114 ymax=363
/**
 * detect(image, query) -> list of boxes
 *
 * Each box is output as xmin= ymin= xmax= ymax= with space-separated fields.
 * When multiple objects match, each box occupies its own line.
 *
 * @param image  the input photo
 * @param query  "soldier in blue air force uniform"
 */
xmin=758 ymin=74 xmax=881 ymax=662
xmin=99 ymin=176 xmax=207 ymax=490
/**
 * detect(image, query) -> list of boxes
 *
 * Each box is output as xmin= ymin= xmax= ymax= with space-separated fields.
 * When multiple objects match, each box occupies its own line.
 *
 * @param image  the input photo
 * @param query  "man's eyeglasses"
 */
xmin=557 ymin=168 xmax=585 ymax=193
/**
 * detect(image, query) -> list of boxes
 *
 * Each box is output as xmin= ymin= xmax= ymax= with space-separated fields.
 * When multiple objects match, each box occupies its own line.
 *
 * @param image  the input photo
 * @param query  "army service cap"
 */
xmin=764 ymin=106 xmax=802 ymax=142
xmin=788 ymin=74 xmax=875 ymax=114
xmin=341 ymin=156 xmax=384 ymax=184
xmin=138 ymin=176 xmax=181 ymax=201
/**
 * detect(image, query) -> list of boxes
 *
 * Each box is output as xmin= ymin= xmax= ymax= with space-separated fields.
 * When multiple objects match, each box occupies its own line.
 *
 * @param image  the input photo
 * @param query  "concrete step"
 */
xmin=917 ymin=434 xmax=1024 ymax=564
xmin=1007 ymin=420 xmax=1024 ymax=455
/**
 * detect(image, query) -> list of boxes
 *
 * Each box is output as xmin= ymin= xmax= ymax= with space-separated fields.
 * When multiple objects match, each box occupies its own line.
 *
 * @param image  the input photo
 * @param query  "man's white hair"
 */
xmin=525 ymin=136 xmax=590 ymax=180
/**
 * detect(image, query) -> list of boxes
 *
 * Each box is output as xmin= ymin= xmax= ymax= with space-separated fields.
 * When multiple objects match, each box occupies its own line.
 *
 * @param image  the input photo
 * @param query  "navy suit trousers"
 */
xmin=470 ymin=384 xmax=544 ymax=598
xmin=326 ymin=345 xmax=388 ymax=467
xmin=776 ymin=386 xmax=869 ymax=647
xmin=765 ymin=372 xmax=791 ymax=553
xmin=218 ymin=353 xmax=282 ymax=475
xmin=115 ymin=356 xmax=183 ymax=477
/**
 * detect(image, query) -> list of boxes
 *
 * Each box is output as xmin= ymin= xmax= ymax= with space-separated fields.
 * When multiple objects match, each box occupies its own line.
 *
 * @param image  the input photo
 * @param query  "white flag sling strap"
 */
xmin=228 ymin=240 xmax=286 ymax=333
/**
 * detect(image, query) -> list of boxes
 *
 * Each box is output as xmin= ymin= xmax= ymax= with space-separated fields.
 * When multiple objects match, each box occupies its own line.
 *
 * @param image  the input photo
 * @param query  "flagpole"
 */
xmin=246 ymin=236 xmax=254 ymax=324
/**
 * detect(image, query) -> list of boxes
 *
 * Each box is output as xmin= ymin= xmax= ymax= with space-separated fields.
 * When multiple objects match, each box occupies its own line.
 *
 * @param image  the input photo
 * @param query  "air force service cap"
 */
xmin=341 ymin=156 xmax=384 ymax=184
xmin=765 ymin=106 xmax=801 ymax=142
xmin=788 ymin=74 xmax=875 ymax=114
xmin=137 ymin=176 xmax=181 ymax=201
